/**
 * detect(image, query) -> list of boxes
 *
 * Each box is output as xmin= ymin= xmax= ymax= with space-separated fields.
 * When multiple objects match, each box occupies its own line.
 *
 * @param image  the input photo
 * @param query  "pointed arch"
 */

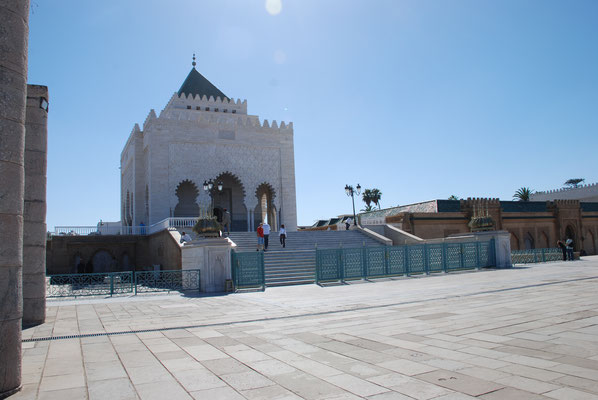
xmin=524 ymin=232 xmax=535 ymax=250
xmin=510 ymin=231 xmax=520 ymax=251
xmin=211 ymin=172 xmax=247 ymax=231
xmin=254 ymin=183 xmax=277 ymax=231
xmin=174 ymin=180 xmax=200 ymax=217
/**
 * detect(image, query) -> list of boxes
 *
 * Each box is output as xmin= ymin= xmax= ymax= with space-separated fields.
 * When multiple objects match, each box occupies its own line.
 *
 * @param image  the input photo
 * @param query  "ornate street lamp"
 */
xmin=345 ymin=183 xmax=361 ymax=226
xmin=203 ymin=178 xmax=223 ymax=216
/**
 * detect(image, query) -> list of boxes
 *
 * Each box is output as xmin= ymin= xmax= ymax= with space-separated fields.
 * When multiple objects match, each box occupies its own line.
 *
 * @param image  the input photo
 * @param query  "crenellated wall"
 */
xmin=531 ymin=182 xmax=598 ymax=202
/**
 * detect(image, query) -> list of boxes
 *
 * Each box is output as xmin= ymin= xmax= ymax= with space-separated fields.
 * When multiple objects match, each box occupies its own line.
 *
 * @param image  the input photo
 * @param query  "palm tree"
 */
xmin=564 ymin=178 xmax=585 ymax=188
xmin=362 ymin=189 xmax=373 ymax=208
xmin=370 ymin=188 xmax=382 ymax=209
xmin=448 ymin=195 xmax=460 ymax=200
xmin=361 ymin=204 xmax=376 ymax=212
xmin=513 ymin=187 xmax=533 ymax=202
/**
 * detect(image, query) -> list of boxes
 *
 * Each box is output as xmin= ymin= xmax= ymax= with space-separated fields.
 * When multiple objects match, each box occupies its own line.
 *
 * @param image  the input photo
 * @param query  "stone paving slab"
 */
xmin=9 ymin=257 xmax=598 ymax=399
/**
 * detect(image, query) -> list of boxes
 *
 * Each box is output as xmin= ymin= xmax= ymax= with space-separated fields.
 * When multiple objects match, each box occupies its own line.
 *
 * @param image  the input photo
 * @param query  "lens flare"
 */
xmin=265 ymin=0 xmax=282 ymax=15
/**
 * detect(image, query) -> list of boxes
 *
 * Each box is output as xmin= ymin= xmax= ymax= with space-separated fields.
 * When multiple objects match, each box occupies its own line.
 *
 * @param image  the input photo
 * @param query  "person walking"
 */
xmin=262 ymin=221 xmax=271 ymax=250
xmin=279 ymin=224 xmax=287 ymax=248
xmin=557 ymin=241 xmax=567 ymax=261
xmin=256 ymin=223 xmax=264 ymax=251
xmin=345 ymin=217 xmax=353 ymax=230
xmin=222 ymin=208 xmax=231 ymax=236
xmin=565 ymin=238 xmax=574 ymax=261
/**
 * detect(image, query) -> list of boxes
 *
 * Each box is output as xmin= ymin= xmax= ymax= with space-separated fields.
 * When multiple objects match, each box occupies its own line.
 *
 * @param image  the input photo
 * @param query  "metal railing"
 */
xmin=46 ymin=269 xmax=201 ymax=297
xmin=316 ymin=240 xmax=496 ymax=284
xmin=53 ymin=225 xmax=149 ymax=236
xmin=511 ymin=248 xmax=563 ymax=264
xmin=53 ymin=218 xmax=201 ymax=237
xmin=231 ymin=251 xmax=265 ymax=291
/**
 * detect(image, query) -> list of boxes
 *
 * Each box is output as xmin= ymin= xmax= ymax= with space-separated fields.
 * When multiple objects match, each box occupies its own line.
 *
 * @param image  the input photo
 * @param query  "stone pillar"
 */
xmin=23 ymin=85 xmax=48 ymax=326
xmin=246 ymin=209 xmax=251 ymax=232
xmin=0 ymin=0 xmax=29 ymax=397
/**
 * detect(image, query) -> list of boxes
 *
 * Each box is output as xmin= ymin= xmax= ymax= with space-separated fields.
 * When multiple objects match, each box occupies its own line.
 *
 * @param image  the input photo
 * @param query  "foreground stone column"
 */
xmin=0 ymin=0 xmax=29 ymax=397
xmin=23 ymin=85 xmax=48 ymax=326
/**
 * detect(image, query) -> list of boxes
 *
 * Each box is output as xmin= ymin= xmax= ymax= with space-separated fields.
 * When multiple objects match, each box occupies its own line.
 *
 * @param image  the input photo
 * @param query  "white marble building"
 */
xmin=121 ymin=58 xmax=297 ymax=231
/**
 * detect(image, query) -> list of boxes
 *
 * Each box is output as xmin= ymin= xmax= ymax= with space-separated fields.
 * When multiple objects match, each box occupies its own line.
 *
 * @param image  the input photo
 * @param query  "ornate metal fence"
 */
xmin=46 ymin=269 xmax=201 ymax=298
xmin=231 ymin=251 xmax=265 ymax=291
xmin=511 ymin=248 xmax=563 ymax=264
xmin=316 ymin=240 xmax=496 ymax=284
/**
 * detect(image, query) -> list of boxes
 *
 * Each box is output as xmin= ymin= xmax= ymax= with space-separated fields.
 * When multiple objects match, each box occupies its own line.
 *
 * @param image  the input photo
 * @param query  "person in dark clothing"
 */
xmin=565 ymin=238 xmax=574 ymax=261
xmin=557 ymin=241 xmax=567 ymax=261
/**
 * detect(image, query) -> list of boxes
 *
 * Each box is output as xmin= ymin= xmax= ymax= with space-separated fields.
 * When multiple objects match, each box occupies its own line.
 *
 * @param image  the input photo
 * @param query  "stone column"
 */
xmin=23 ymin=85 xmax=48 ymax=326
xmin=0 ymin=0 xmax=29 ymax=397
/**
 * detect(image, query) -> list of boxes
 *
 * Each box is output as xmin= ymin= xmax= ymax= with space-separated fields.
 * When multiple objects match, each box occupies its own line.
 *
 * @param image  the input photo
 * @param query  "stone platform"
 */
xmin=11 ymin=257 xmax=598 ymax=399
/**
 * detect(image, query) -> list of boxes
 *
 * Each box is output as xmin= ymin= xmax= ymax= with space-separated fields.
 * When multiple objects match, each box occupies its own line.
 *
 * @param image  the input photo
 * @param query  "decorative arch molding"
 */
xmin=524 ymin=231 xmax=535 ymax=250
xmin=539 ymin=231 xmax=550 ymax=249
xmin=510 ymin=231 xmax=520 ymax=251
xmin=215 ymin=171 xmax=246 ymax=199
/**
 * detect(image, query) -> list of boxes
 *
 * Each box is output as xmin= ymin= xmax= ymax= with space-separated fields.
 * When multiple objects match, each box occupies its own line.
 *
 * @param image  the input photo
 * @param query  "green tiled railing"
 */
xmin=316 ymin=240 xmax=495 ymax=284
xmin=511 ymin=248 xmax=563 ymax=264
xmin=46 ymin=269 xmax=201 ymax=298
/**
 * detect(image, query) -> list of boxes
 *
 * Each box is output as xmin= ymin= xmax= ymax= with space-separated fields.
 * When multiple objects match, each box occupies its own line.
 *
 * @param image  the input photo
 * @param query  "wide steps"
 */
xmin=228 ymin=230 xmax=385 ymax=287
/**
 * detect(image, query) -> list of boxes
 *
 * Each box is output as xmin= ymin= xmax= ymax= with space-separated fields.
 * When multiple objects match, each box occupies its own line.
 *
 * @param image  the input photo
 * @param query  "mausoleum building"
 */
xmin=121 ymin=58 xmax=297 ymax=232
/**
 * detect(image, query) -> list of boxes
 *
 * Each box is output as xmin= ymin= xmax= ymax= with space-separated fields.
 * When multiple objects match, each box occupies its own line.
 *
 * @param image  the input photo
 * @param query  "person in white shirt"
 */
xmin=262 ymin=222 xmax=270 ymax=250
xmin=279 ymin=224 xmax=287 ymax=248
xmin=180 ymin=231 xmax=192 ymax=245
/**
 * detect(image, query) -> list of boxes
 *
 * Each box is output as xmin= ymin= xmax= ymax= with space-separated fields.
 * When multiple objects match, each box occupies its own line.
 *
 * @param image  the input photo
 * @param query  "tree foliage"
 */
xmin=448 ymin=195 xmax=460 ymax=200
xmin=564 ymin=178 xmax=585 ymax=188
xmin=362 ymin=188 xmax=382 ymax=209
xmin=513 ymin=187 xmax=533 ymax=202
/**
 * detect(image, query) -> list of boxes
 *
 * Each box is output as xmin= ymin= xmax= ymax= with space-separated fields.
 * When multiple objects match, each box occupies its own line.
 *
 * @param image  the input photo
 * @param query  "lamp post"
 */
xmin=203 ymin=178 xmax=223 ymax=216
xmin=345 ymin=183 xmax=361 ymax=226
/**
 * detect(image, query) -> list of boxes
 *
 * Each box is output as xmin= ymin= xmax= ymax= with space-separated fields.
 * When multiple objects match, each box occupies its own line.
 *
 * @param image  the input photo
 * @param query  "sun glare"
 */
xmin=265 ymin=0 xmax=282 ymax=15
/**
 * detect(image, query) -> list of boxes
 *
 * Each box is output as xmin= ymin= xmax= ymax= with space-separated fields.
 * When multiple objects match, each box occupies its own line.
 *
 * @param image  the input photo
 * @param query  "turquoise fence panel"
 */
xmin=316 ymin=249 xmax=341 ymax=282
xmin=462 ymin=242 xmax=478 ymax=269
xmin=511 ymin=248 xmax=562 ymax=264
xmin=408 ymin=245 xmax=425 ymax=274
xmin=134 ymin=269 xmax=200 ymax=294
xmin=478 ymin=240 xmax=494 ymax=267
xmin=365 ymin=247 xmax=386 ymax=277
xmin=427 ymin=244 xmax=444 ymax=273
xmin=231 ymin=251 xmax=265 ymax=290
xmin=445 ymin=244 xmax=462 ymax=270
xmin=343 ymin=248 xmax=364 ymax=280
xmin=47 ymin=272 xmax=134 ymax=297
xmin=387 ymin=247 xmax=407 ymax=275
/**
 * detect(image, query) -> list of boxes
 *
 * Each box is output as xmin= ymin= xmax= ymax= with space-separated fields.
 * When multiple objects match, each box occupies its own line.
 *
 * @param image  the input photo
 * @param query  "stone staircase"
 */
xmin=228 ymin=230 xmax=385 ymax=286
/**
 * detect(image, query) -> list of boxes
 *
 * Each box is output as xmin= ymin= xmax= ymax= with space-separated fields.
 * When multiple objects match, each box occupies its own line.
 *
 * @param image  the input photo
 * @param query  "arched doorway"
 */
xmin=174 ymin=180 xmax=200 ymax=217
xmin=92 ymin=250 xmax=113 ymax=273
xmin=565 ymin=225 xmax=576 ymax=250
xmin=254 ymin=183 xmax=277 ymax=231
xmin=212 ymin=172 xmax=247 ymax=231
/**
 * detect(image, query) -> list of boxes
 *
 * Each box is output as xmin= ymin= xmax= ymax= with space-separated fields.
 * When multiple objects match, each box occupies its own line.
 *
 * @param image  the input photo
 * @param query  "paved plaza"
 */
xmin=11 ymin=257 xmax=598 ymax=400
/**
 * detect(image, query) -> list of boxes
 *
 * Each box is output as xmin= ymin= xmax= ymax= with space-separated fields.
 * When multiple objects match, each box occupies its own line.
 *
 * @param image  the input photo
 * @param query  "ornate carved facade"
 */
xmin=121 ymin=59 xmax=297 ymax=231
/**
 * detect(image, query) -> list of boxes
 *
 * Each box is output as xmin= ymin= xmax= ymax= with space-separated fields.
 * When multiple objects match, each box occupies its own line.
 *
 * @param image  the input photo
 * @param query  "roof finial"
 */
xmin=192 ymin=53 xmax=196 ymax=68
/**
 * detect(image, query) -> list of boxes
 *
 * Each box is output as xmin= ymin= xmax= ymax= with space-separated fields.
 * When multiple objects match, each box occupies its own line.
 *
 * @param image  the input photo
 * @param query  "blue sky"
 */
xmin=28 ymin=0 xmax=598 ymax=229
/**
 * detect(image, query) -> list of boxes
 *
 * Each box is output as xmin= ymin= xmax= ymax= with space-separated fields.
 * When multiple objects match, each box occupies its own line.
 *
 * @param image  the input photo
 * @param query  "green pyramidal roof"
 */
xmin=177 ymin=68 xmax=228 ymax=100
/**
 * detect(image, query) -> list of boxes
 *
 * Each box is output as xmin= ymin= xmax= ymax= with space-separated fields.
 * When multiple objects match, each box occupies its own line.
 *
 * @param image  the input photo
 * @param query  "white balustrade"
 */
xmin=54 ymin=218 xmax=200 ymax=237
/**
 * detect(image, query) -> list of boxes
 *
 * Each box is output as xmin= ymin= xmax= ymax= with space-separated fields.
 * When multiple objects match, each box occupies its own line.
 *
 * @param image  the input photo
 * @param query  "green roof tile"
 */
xmin=178 ymin=68 xmax=228 ymax=100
